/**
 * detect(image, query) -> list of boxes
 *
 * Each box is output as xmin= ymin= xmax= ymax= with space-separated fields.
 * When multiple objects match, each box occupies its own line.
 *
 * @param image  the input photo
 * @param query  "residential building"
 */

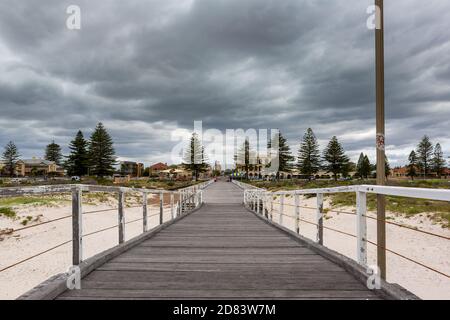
xmin=113 ymin=174 xmax=131 ymax=184
xmin=159 ymin=168 xmax=192 ymax=180
xmin=390 ymin=166 xmax=450 ymax=179
xmin=235 ymin=157 xmax=265 ymax=179
xmin=149 ymin=162 xmax=169 ymax=175
xmin=119 ymin=161 xmax=144 ymax=177
xmin=391 ymin=166 xmax=409 ymax=178
xmin=159 ymin=164 xmax=212 ymax=181
xmin=15 ymin=158 xmax=64 ymax=176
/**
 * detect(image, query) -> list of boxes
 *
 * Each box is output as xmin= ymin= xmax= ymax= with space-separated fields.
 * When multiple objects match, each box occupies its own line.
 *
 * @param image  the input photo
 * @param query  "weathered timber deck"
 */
xmin=54 ymin=181 xmax=386 ymax=300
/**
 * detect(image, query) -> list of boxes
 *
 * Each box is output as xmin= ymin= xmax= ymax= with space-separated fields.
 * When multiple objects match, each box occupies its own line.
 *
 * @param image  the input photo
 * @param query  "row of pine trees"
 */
xmin=234 ymin=129 xmax=446 ymax=181
xmin=1 ymin=123 xmax=116 ymax=177
xmin=238 ymin=128 xmax=354 ymax=181
xmin=2 ymin=126 xmax=446 ymax=180
xmin=406 ymin=136 xmax=446 ymax=179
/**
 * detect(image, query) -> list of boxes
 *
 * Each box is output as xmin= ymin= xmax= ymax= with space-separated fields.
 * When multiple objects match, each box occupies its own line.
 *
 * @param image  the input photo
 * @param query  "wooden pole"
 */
xmin=375 ymin=0 xmax=387 ymax=280
xmin=72 ymin=187 xmax=82 ymax=265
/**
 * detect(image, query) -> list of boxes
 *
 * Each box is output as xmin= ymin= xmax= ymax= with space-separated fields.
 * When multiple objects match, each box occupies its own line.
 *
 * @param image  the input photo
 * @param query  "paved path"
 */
xmin=58 ymin=181 xmax=381 ymax=300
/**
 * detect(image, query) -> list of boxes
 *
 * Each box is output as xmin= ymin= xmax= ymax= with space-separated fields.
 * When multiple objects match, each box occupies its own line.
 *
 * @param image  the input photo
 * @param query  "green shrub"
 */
xmin=21 ymin=216 xmax=33 ymax=226
xmin=0 ymin=207 xmax=16 ymax=218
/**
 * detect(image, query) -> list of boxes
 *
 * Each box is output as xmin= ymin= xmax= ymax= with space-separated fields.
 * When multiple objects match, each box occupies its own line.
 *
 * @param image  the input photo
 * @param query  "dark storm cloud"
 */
xmin=0 ymin=0 xmax=449 ymax=166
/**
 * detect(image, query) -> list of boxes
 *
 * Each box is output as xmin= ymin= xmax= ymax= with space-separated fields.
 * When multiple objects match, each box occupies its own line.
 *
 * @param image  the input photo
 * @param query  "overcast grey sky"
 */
xmin=0 ymin=0 xmax=449 ymax=167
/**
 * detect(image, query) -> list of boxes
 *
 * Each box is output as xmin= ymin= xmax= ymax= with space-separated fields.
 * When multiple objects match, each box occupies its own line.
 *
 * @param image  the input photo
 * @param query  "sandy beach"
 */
xmin=0 ymin=193 xmax=175 ymax=300
xmin=1 ymin=192 xmax=449 ymax=300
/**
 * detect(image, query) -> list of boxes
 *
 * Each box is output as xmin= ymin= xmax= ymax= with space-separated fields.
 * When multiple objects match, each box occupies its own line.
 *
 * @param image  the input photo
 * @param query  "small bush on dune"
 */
xmin=0 ymin=207 xmax=16 ymax=218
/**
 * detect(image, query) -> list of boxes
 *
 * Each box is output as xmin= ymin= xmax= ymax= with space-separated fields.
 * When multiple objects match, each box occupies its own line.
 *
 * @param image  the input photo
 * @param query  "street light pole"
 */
xmin=375 ymin=0 xmax=386 ymax=280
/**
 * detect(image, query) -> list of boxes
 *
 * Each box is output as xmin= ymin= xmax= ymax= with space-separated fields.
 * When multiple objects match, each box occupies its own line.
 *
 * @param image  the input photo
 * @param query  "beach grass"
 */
xmin=0 ymin=196 xmax=68 ymax=207
xmin=0 ymin=207 xmax=17 ymax=218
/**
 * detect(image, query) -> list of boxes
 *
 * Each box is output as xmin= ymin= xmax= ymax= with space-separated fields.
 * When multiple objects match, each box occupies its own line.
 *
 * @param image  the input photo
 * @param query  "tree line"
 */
xmin=406 ymin=136 xmax=446 ymax=179
xmin=235 ymin=128 xmax=357 ymax=181
xmin=234 ymin=128 xmax=448 ymax=181
xmin=1 ymin=123 xmax=116 ymax=177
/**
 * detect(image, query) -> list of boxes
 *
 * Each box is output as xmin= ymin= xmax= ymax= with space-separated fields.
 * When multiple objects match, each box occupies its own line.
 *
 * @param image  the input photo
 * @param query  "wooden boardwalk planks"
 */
xmin=58 ymin=181 xmax=381 ymax=300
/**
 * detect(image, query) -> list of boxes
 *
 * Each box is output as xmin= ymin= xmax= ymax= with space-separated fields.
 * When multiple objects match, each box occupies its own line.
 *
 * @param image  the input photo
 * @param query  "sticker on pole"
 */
xmin=376 ymin=133 xmax=385 ymax=151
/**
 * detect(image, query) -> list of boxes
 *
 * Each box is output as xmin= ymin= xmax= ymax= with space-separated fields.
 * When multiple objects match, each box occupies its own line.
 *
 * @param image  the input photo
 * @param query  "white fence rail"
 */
xmin=0 ymin=180 xmax=214 ymax=271
xmin=240 ymin=180 xmax=450 ymax=279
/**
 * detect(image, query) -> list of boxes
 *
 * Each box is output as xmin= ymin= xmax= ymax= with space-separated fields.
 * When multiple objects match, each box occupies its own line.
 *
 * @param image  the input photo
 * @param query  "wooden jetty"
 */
xmin=19 ymin=181 xmax=417 ymax=300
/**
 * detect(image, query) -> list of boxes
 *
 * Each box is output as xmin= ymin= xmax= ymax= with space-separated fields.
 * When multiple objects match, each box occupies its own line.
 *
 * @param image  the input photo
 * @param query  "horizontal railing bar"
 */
xmin=241 ymin=180 xmax=450 ymax=202
xmin=83 ymin=224 xmax=118 ymax=238
xmin=11 ymin=214 xmax=72 ymax=233
xmin=125 ymin=217 xmax=144 ymax=224
xmin=357 ymin=185 xmax=450 ymax=202
xmin=78 ymin=185 xmax=173 ymax=194
xmin=0 ymin=239 xmax=72 ymax=273
xmin=0 ymin=181 xmax=213 ymax=197
xmin=0 ymin=185 xmax=73 ymax=196
xmin=366 ymin=240 xmax=450 ymax=278
xmin=83 ymin=208 xmax=118 ymax=215
xmin=272 ymin=186 xmax=357 ymax=195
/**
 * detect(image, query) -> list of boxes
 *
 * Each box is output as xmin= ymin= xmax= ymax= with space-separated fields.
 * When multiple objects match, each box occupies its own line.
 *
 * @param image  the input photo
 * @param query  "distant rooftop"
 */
xmin=150 ymin=162 xmax=168 ymax=170
xmin=18 ymin=158 xmax=55 ymax=165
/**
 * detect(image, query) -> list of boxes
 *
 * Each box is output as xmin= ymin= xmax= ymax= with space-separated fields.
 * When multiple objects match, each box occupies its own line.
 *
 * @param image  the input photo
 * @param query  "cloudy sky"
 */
xmin=0 ymin=0 xmax=449 ymax=168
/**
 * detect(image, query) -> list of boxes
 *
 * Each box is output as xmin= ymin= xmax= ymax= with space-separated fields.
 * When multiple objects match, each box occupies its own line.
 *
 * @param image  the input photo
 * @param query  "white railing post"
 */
xmin=279 ymin=194 xmax=284 ymax=225
xmin=194 ymin=191 xmax=198 ymax=208
xmin=72 ymin=186 xmax=82 ymax=265
xmin=178 ymin=191 xmax=182 ymax=216
xmin=262 ymin=192 xmax=266 ymax=217
xmin=244 ymin=191 xmax=247 ymax=207
xmin=170 ymin=193 xmax=175 ymax=219
xmin=159 ymin=191 xmax=163 ymax=224
xmin=118 ymin=190 xmax=125 ymax=244
xmin=316 ymin=193 xmax=324 ymax=245
xmin=356 ymin=191 xmax=368 ymax=266
xmin=295 ymin=193 xmax=300 ymax=234
xmin=143 ymin=192 xmax=148 ymax=232
xmin=270 ymin=195 xmax=273 ymax=221
xmin=257 ymin=192 xmax=261 ymax=214
xmin=183 ymin=190 xmax=187 ymax=213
